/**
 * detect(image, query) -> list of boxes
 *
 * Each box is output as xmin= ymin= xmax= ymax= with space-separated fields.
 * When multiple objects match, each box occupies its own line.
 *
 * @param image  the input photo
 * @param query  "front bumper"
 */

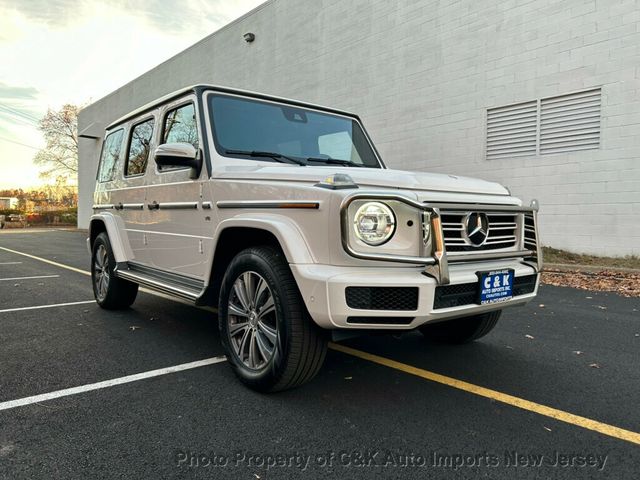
xmin=291 ymin=259 xmax=539 ymax=329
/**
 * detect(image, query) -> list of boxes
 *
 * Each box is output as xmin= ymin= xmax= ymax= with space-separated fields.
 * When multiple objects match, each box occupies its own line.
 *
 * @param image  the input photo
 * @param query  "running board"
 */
xmin=115 ymin=263 xmax=205 ymax=302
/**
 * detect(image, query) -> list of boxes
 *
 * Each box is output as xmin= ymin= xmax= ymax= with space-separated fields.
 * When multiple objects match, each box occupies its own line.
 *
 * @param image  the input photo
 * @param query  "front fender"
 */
xmin=88 ymin=212 xmax=134 ymax=263
xmin=214 ymin=214 xmax=316 ymax=264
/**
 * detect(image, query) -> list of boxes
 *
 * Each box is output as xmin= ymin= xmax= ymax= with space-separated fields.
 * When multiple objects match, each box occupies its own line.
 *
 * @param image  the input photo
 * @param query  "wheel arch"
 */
xmin=88 ymin=213 xmax=133 ymax=263
xmin=201 ymin=217 xmax=315 ymax=306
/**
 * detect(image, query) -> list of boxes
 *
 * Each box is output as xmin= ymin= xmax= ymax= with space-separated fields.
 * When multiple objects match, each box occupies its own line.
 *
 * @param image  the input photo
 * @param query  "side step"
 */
xmin=115 ymin=262 xmax=205 ymax=302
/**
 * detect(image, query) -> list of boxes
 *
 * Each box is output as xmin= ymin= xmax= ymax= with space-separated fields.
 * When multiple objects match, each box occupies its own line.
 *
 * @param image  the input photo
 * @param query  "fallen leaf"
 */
xmin=596 ymin=305 xmax=607 ymax=310
xmin=129 ymin=326 xmax=141 ymax=331
xmin=542 ymin=269 xmax=640 ymax=298
xmin=505 ymin=345 xmax=514 ymax=350
xmin=525 ymin=334 xmax=535 ymax=339
xmin=589 ymin=363 xmax=600 ymax=369
xmin=538 ymin=304 xmax=545 ymax=308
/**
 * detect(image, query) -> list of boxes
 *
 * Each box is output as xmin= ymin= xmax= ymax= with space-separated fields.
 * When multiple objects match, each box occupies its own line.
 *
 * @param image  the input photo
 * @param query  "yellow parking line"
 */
xmin=329 ymin=342 xmax=640 ymax=446
xmin=4 ymin=244 xmax=636 ymax=445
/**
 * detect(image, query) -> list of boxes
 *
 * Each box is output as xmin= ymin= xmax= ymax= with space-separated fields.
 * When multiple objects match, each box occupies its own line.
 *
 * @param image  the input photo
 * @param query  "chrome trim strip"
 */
xmin=447 ymin=249 xmax=534 ymax=263
xmin=92 ymin=204 xmax=114 ymax=210
xmin=216 ymin=200 xmax=320 ymax=209
xmin=157 ymin=202 xmax=199 ymax=210
xmin=339 ymin=193 xmax=542 ymax=285
xmin=426 ymin=203 xmax=535 ymax=212
xmin=128 ymin=261 xmax=205 ymax=290
xmin=115 ymin=269 xmax=201 ymax=301
xmin=121 ymin=203 xmax=144 ymax=210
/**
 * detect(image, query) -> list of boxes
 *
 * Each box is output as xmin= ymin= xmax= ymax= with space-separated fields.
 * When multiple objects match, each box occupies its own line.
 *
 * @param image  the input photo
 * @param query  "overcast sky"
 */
xmin=0 ymin=0 xmax=264 ymax=189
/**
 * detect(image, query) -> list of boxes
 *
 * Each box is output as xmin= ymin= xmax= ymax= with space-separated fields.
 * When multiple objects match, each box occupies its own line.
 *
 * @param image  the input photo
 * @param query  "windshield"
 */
xmin=208 ymin=94 xmax=381 ymax=168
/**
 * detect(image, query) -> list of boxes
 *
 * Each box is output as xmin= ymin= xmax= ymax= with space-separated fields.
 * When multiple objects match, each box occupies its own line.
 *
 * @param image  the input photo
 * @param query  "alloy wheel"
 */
xmin=227 ymin=271 xmax=278 ymax=370
xmin=93 ymin=244 xmax=110 ymax=301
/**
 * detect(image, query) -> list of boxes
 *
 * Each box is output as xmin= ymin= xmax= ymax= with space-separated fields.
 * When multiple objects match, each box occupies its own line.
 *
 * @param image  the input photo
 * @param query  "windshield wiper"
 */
xmin=306 ymin=157 xmax=364 ymax=167
xmin=224 ymin=149 xmax=307 ymax=166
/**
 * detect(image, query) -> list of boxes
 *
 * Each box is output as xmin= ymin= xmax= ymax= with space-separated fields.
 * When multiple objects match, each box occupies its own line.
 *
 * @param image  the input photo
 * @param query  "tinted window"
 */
xmin=163 ymin=103 xmax=198 ymax=148
xmin=98 ymin=129 xmax=124 ymax=182
xmin=126 ymin=118 xmax=154 ymax=176
xmin=209 ymin=95 xmax=380 ymax=168
xmin=318 ymin=131 xmax=362 ymax=163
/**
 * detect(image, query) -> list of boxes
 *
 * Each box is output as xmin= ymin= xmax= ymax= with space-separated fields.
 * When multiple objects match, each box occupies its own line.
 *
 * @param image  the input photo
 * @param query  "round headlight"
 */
xmin=353 ymin=202 xmax=396 ymax=245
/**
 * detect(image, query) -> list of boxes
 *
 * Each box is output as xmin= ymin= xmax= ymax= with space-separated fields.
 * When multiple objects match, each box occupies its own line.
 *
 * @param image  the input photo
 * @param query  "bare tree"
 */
xmin=34 ymin=104 xmax=79 ymax=181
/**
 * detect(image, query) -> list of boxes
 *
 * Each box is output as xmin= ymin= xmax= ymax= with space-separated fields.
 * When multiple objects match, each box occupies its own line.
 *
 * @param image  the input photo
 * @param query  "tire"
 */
xmin=219 ymin=246 xmax=328 ymax=392
xmin=419 ymin=310 xmax=501 ymax=344
xmin=91 ymin=232 xmax=138 ymax=309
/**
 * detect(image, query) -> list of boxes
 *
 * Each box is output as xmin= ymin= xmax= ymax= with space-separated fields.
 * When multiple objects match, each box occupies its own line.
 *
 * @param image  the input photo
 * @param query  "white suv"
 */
xmin=88 ymin=85 xmax=541 ymax=391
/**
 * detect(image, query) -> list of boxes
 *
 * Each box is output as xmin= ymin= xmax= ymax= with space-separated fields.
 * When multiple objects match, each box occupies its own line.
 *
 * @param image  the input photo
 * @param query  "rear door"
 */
xmin=118 ymin=115 xmax=157 ymax=265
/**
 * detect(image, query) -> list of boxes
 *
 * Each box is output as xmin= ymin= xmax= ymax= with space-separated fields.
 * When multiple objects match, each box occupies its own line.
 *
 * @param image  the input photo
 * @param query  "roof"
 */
xmin=106 ymin=84 xmax=358 ymax=130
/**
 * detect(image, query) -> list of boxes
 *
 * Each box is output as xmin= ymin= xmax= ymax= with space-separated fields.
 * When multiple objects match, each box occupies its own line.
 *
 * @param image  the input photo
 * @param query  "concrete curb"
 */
xmin=544 ymin=262 xmax=640 ymax=274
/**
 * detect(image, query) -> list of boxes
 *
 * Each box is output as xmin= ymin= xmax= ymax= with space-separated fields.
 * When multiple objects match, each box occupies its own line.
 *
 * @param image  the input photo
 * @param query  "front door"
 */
xmin=143 ymin=96 xmax=210 ymax=279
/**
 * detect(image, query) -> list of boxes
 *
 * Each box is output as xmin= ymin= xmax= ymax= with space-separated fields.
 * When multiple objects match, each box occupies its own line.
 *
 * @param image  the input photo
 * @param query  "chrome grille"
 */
xmin=441 ymin=212 xmax=519 ymax=252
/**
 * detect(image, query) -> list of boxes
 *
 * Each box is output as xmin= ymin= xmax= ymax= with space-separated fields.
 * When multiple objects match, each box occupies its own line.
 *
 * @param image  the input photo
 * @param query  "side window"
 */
xmin=97 ymin=129 xmax=124 ymax=182
xmin=162 ymin=103 xmax=198 ymax=148
xmin=126 ymin=118 xmax=154 ymax=176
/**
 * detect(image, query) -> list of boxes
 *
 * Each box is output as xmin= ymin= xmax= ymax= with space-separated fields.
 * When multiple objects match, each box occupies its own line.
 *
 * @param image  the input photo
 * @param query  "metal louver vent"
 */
xmin=486 ymin=101 xmax=537 ymax=160
xmin=540 ymin=88 xmax=601 ymax=155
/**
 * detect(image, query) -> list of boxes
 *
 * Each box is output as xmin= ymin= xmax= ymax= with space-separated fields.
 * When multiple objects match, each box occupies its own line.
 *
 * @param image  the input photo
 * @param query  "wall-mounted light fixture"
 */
xmin=243 ymin=32 xmax=255 ymax=43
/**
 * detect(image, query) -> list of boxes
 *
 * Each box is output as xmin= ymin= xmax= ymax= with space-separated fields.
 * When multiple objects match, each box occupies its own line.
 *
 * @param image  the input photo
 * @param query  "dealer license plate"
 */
xmin=478 ymin=269 xmax=514 ymax=305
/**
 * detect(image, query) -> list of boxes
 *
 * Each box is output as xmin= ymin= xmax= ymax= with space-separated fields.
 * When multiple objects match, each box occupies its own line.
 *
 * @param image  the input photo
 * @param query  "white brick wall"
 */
xmin=78 ymin=0 xmax=640 ymax=256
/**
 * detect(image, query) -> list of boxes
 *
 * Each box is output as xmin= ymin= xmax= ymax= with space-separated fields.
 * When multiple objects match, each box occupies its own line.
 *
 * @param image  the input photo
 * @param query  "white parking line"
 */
xmin=0 ymin=275 xmax=60 ymax=282
xmin=0 ymin=357 xmax=227 ymax=412
xmin=0 ymin=262 xmax=22 ymax=265
xmin=0 ymin=300 xmax=96 ymax=314
xmin=0 ymin=245 xmax=217 ymax=312
xmin=0 ymin=246 xmax=89 ymax=276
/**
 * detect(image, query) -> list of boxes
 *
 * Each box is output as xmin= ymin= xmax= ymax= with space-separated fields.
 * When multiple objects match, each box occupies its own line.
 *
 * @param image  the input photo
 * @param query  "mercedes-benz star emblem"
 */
xmin=463 ymin=212 xmax=489 ymax=247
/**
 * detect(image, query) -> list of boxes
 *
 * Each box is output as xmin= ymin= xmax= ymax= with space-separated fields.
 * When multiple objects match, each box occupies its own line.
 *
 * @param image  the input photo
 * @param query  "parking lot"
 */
xmin=0 ymin=229 xmax=638 ymax=479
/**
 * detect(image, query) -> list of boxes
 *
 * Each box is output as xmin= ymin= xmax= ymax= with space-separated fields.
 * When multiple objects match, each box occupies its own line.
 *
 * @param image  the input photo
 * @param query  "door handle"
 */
xmin=147 ymin=201 xmax=160 ymax=210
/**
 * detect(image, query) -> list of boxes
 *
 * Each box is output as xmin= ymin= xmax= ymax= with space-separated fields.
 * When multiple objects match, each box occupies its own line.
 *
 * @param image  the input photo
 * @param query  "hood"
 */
xmin=217 ymin=165 xmax=509 ymax=196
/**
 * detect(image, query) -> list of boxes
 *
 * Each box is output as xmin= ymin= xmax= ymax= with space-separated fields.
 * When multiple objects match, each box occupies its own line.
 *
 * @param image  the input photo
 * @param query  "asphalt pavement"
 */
xmin=0 ymin=229 xmax=638 ymax=479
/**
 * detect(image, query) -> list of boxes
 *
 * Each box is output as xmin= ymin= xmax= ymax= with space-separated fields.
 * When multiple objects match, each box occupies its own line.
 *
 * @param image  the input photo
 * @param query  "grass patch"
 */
xmin=543 ymin=246 xmax=640 ymax=270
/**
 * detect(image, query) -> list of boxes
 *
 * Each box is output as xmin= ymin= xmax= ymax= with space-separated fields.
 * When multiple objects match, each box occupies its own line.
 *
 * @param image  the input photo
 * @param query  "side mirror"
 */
xmin=154 ymin=143 xmax=202 ymax=179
